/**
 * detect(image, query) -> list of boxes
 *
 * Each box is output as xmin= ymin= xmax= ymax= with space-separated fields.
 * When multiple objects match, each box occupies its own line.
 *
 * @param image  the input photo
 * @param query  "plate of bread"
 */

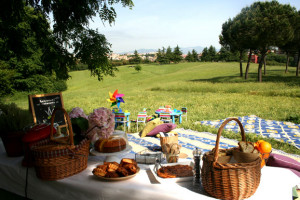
xmin=92 ymin=158 xmax=140 ymax=181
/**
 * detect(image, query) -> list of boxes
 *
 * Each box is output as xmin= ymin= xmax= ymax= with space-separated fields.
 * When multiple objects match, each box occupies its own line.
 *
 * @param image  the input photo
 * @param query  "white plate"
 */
xmin=90 ymin=145 xmax=132 ymax=156
xmin=149 ymin=161 xmax=194 ymax=183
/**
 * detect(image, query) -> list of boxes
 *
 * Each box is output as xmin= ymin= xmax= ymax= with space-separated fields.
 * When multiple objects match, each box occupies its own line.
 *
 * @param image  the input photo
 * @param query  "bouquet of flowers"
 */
xmin=87 ymin=107 xmax=115 ymax=143
xmin=69 ymin=107 xmax=89 ymax=144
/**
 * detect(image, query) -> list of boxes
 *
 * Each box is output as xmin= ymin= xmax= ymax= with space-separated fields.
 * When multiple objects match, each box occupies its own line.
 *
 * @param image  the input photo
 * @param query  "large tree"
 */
xmin=279 ymin=10 xmax=300 ymax=76
xmin=0 ymin=0 xmax=133 ymax=95
xmin=220 ymin=15 xmax=252 ymax=77
xmin=240 ymin=1 xmax=296 ymax=82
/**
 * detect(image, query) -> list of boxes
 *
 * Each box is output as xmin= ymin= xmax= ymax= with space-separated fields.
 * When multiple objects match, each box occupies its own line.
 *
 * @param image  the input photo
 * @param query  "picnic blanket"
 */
xmin=197 ymin=115 xmax=300 ymax=150
xmin=127 ymin=128 xmax=300 ymax=162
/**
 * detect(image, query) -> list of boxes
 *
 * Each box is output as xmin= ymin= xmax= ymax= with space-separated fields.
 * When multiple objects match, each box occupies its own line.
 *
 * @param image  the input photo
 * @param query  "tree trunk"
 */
xmin=258 ymin=52 xmax=266 ymax=82
xmin=263 ymin=56 xmax=266 ymax=75
xmin=285 ymin=53 xmax=289 ymax=73
xmin=239 ymin=50 xmax=243 ymax=77
xmin=297 ymin=50 xmax=300 ymax=77
xmin=245 ymin=49 xmax=252 ymax=80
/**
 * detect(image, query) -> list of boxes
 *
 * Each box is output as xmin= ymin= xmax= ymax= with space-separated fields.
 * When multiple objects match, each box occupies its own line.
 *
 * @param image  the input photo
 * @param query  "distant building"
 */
xmin=109 ymin=52 xmax=157 ymax=62
xmin=251 ymin=55 xmax=258 ymax=63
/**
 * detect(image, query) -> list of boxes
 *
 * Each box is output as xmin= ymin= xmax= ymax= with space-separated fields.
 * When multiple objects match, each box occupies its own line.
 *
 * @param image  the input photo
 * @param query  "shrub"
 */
xmin=285 ymin=115 xmax=300 ymax=124
xmin=135 ymin=65 xmax=142 ymax=72
xmin=0 ymin=103 xmax=33 ymax=133
xmin=122 ymin=60 xmax=129 ymax=65
xmin=266 ymin=53 xmax=295 ymax=66
xmin=53 ymin=79 xmax=67 ymax=92
xmin=13 ymin=75 xmax=67 ymax=93
xmin=0 ymin=68 xmax=15 ymax=96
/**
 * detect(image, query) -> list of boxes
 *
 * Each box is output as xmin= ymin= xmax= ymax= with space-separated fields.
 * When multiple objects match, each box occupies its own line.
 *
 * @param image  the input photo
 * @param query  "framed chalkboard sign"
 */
xmin=29 ymin=92 xmax=66 ymax=126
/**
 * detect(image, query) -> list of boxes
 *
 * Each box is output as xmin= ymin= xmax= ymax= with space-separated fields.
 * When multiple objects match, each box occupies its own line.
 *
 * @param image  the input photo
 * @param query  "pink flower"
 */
xmin=87 ymin=107 xmax=115 ymax=142
xmin=69 ymin=107 xmax=88 ymax=119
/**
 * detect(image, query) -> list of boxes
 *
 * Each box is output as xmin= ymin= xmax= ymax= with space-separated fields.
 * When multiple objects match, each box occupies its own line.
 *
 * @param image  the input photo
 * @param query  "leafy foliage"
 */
xmin=185 ymin=49 xmax=199 ymax=62
xmin=201 ymin=46 xmax=217 ymax=62
xmin=0 ymin=0 xmax=133 ymax=95
xmin=220 ymin=0 xmax=298 ymax=82
xmin=156 ymin=45 xmax=183 ymax=64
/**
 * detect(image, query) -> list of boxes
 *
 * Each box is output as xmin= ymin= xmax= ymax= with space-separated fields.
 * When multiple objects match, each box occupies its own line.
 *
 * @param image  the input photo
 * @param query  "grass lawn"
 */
xmin=3 ymin=62 xmax=300 ymax=154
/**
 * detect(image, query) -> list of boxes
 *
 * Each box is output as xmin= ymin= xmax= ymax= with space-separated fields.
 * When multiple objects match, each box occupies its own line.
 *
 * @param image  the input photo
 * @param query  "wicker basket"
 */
xmin=31 ymin=108 xmax=90 ymax=181
xmin=201 ymin=118 xmax=261 ymax=200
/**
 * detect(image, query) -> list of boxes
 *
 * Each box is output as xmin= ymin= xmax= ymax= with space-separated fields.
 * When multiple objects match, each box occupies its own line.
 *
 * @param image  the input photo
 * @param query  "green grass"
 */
xmin=3 ymin=62 xmax=300 ymax=154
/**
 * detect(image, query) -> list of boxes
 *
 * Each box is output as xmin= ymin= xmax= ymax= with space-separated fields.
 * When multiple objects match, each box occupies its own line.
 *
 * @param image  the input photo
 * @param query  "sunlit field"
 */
xmin=4 ymin=62 xmax=300 ymax=154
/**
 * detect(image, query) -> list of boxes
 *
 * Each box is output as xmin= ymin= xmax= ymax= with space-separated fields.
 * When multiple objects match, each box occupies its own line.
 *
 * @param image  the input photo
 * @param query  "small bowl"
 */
xmin=233 ymin=150 xmax=260 ymax=163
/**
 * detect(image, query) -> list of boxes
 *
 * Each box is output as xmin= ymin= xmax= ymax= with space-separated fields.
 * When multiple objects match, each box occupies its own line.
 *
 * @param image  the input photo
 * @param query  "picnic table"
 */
xmin=155 ymin=108 xmax=183 ymax=124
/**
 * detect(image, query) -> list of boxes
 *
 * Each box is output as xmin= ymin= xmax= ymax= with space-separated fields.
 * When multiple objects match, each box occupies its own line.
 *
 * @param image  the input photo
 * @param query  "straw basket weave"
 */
xmin=31 ymin=108 xmax=90 ymax=181
xmin=201 ymin=118 xmax=261 ymax=200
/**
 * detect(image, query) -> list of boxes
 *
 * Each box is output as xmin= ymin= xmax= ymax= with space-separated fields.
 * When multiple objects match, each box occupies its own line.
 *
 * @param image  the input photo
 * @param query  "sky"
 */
xmin=89 ymin=0 xmax=300 ymax=54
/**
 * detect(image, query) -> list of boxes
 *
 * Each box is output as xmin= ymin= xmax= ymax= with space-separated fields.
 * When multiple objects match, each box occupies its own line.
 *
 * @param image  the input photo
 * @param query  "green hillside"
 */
xmin=3 ymin=62 xmax=300 ymax=154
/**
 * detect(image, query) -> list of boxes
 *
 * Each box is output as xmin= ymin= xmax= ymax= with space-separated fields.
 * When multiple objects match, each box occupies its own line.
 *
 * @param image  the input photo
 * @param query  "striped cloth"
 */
xmin=198 ymin=115 xmax=300 ymax=149
xmin=127 ymin=128 xmax=300 ymax=162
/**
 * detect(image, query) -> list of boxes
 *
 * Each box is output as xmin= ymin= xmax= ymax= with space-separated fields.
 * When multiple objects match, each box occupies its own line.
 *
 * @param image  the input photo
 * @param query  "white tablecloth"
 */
xmin=0 ymin=141 xmax=298 ymax=200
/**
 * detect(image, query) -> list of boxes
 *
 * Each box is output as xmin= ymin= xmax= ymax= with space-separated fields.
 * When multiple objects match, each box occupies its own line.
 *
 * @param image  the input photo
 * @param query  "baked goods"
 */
xmin=238 ymin=141 xmax=256 ymax=153
xmin=157 ymin=164 xmax=193 ymax=178
xmin=233 ymin=141 xmax=260 ymax=163
xmin=163 ymin=143 xmax=181 ymax=163
xmin=94 ymin=136 xmax=126 ymax=153
xmin=93 ymin=158 xmax=139 ymax=178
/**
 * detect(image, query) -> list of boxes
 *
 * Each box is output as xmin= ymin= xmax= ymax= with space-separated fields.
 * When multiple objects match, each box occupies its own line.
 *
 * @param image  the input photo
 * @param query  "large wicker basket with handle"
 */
xmin=31 ymin=108 xmax=90 ymax=181
xmin=201 ymin=118 xmax=261 ymax=200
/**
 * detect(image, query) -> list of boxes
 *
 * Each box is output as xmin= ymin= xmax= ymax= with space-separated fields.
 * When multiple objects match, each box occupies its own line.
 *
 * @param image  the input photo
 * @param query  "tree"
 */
xmin=220 ymin=17 xmax=249 ymax=77
xmin=279 ymin=11 xmax=300 ymax=76
xmin=217 ymin=47 xmax=231 ymax=61
xmin=191 ymin=49 xmax=199 ymax=62
xmin=208 ymin=46 xmax=217 ymax=62
xmin=185 ymin=51 xmax=192 ymax=62
xmin=156 ymin=49 xmax=163 ymax=64
xmin=165 ymin=46 xmax=173 ymax=64
xmin=0 ymin=0 xmax=133 ymax=94
xmin=201 ymin=47 xmax=210 ymax=62
xmin=0 ymin=5 xmax=70 ymax=95
xmin=130 ymin=50 xmax=141 ymax=64
xmin=239 ymin=1 xmax=296 ymax=82
xmin=173 ymin=45 xmax=183 ymax=63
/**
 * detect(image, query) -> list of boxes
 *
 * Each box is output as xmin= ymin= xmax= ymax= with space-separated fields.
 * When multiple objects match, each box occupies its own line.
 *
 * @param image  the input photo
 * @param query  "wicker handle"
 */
xmin=50 ymin=107 xmax=74 ymax=146
xmin=213 ymin=118 xmax=245 ymax=162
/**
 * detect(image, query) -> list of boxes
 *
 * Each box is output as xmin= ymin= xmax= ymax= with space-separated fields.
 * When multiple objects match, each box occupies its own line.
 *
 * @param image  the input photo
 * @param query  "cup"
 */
xmin=166 ymin=153 xmax=179 ymax=163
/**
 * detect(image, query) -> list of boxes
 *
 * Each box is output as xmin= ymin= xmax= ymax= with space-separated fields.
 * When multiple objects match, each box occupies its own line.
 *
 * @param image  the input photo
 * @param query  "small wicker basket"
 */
xmin=31 ymin=108 xmax=90 ymax=181
xmin=201 ymin=118 xmax=261 ymax=200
